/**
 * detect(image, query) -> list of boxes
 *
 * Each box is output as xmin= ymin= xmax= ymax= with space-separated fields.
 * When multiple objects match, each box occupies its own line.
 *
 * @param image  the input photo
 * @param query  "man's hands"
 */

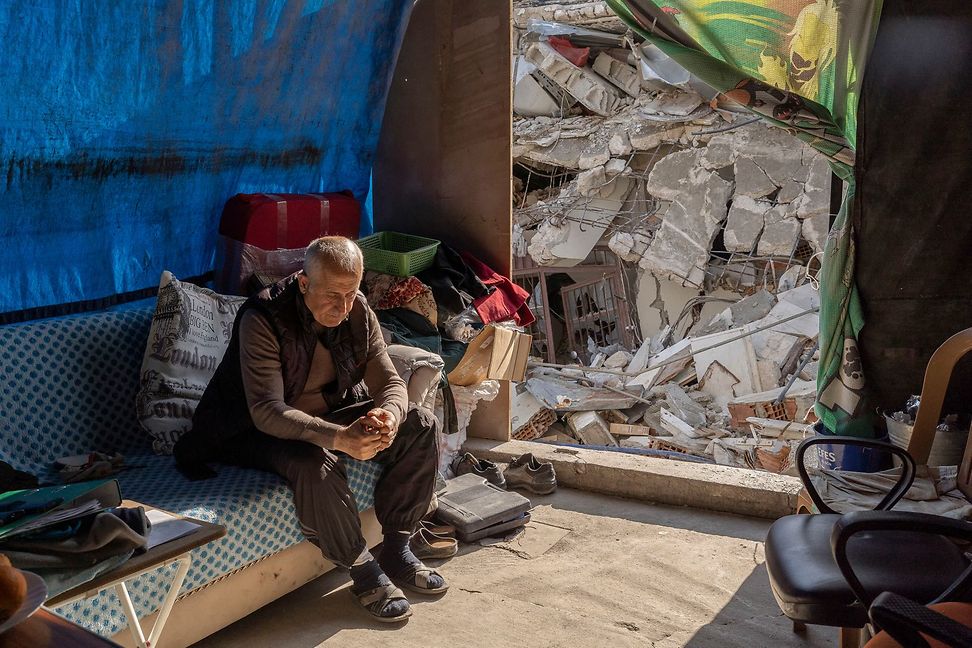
xmin=332 ymin=407 xmax=400 ymax=461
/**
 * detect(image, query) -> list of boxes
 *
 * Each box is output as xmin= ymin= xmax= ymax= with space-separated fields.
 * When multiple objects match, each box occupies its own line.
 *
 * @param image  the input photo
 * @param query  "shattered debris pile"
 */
xmin=507 ymin=4 xmax=830 ymax=474
xmin=512 ymin=12 xmax=832 ymax=284
xmin=514 ymin=279 xmax=821 ymax=474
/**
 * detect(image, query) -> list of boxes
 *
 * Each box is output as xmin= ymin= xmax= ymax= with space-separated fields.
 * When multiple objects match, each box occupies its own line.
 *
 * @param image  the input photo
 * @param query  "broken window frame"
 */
xmin=514 ymin=247 xmax=637 ymax=363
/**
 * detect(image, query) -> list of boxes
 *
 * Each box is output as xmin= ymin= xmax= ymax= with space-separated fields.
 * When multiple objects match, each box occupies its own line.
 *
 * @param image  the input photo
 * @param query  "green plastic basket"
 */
xmin=356 ymin=231 xmax=440 ymax=277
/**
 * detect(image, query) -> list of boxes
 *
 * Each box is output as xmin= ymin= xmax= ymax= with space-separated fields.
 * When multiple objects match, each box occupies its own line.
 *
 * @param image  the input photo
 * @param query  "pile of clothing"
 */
xmin=364 ymin=243 xmax=534 ymax=374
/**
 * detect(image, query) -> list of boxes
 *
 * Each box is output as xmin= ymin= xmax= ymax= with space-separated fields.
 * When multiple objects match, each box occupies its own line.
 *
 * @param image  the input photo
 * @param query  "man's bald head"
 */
xmin=303 ymin=236 xmax=363 ymax=280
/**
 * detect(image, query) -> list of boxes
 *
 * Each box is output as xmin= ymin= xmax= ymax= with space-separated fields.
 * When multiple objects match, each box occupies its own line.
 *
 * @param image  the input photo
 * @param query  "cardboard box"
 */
xmin=447 ymin=325 xmax=532 ymax=386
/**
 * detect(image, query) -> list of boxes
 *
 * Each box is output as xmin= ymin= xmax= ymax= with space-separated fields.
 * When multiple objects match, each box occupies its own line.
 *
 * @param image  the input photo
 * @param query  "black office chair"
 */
xmin=765 ymin=436 xmax=972 ymax=647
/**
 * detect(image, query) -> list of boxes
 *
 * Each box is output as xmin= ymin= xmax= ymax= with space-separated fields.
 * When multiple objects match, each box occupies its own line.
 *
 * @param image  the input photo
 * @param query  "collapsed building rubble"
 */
xmin=508 ymin=5 xmax=831 ymax=473
xmin=513 ymin=281 xmax=821 ymax=473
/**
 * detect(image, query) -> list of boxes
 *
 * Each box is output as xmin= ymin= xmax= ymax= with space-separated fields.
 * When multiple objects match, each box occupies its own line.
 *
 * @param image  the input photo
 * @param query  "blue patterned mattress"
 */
xmin=58 ymin=452 xmax=380 ymax=637
xmin=0 ymin=305 xmax=381 ymax=638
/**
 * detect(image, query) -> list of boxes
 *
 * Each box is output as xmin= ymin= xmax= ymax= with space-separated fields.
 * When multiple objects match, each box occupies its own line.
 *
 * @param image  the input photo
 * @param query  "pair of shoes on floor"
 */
xmin=409 ymin=519 xmax=458 ymax=560
xmin=452 ymin=452 xmax=557 ymax=495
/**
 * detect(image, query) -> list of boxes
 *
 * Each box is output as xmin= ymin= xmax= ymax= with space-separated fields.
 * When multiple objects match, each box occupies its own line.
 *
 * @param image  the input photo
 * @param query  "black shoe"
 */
xmin=452 ymin=452 xmax=506 ymax=489
xmin=504 ymin=453 xmax=557 ymax=495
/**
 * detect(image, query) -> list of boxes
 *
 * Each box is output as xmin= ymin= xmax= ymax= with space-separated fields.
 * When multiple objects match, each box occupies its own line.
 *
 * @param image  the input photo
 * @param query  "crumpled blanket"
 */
xmin=459 ymin=252 xmax=535 ymax=327
xmin=811 ymin=465 xmax=972 ymax=519
xmin=364 ymin=272 xmax=437 ymax=325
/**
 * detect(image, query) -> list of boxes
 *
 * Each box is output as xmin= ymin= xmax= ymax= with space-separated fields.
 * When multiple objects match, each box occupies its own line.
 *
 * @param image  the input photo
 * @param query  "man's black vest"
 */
xmin=173 ymin=273 xmax=371 ymax=477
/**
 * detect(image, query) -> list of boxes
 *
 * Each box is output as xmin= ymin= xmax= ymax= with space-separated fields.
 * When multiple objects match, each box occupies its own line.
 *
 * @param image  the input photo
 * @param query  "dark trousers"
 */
xmin=224 ymin=404 xmax=439 ymax=568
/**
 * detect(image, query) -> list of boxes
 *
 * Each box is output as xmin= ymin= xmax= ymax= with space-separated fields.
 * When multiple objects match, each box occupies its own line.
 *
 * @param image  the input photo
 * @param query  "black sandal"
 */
xmin=353 ymin=583 xmax=412 ymax=622
xmin=391 ymin=563 xmax=449 ymax=595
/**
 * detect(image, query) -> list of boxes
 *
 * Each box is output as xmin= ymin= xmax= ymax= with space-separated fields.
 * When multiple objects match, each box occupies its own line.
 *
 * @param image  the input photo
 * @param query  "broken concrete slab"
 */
xmin=636 ymin=90 xmax=705 ymax=118
xmin=528 ymin=176 xmax=632 ymax=266
xmin=641 ymin=167 xmax=732 ymax=286
xmin=755 ymin=152 xmax=807 ymax=189
xmin=511 ymin=387 xmax=546 ymax=435
xmin=645 ymin=149 xmax=702 ymax=202
xmin=699 ymin=133 xmax=735 ymax=170
xmin=660 ymin=408 xmax=705 ymax=440
xmin=776 ymin=179 xmax=804 ymax=204
xmin=626 ymin=337 xmax=693 ymax=390
xmin=567 ymin=411 xmax=619 ymax=446
xmin=604 ymin=157 xmax=627 ymax=176
xmin=627 ymin=120 xmax=688 ymax=152
xmin=697 ymin=289 xmax=777 ymax=337
xmin=759 ymin=299 xmax=820 ymax=338
xmin=529 ymin=215 xmax=608 ymax=267
xmin=513 ymin=116 xmax=608 ymax=170
xmin=627 ymin=338 xmax=654 ymax=375
xmin=607 ymin=230 xmax=648 ymax=263
xmin=732 ymin=123 xmax=807 ymax=163
xmin=795 ymin=154 xmax=831 ymax=220
xmin=619 ymin=435 xmax=655 ymax=449
xmin=723 ymin=196 xmax=770 ymax=252
xmin=776 ymin=283 xmax=820 ymax=312
xmin=749 ymin=300 xmax=818 ymax=388
xmin=645 ymin=149 xmax=701 ymax=201
xmin=514 ymin=57 xmax=562 ymax=117
xmin=514 ymin=115 xmax=601 ymax=147
xmin=576 ymin=165 xmax=608 ymax=197
xmin=801 ymin=211 xmax=830 ymax=254
xmin=733 ymin=157 xmax=777 ymax=199
xmin=524 ymin=41 xmax=624 ymax=116
xmin=753 ymin=301 xmax=820 ymax=388
xmin=699 ymin=361 xmax=740 ymax=411
xmin=592 ymin=52 xmax=641 ymax=98
xmin=663 ymin=383 xmax=707 ymax=428
xmin=756 ymin=205 xmax=800 ymax=257
xmin=747 ymin=417 xmax=815 ymax=441
xmin=526 ymin=375 xmax=638 ymax=411
xmin=691 ymin=327 xmax=762 ymax=397
xmin=608 ymin=130 xmax=633 ymax=156
xmin=604 ymin=350 xmax=632 ymax=369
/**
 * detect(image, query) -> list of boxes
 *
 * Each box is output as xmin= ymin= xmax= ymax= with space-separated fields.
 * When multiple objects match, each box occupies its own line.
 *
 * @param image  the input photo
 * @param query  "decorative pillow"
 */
xmin=136 ymin=271 xmax=245 ymax=454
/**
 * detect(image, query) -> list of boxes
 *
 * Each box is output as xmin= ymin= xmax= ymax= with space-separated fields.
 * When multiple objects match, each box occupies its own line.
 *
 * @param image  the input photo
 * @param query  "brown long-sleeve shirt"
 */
xmin=238 ymin=305 xmax=407 ymax=449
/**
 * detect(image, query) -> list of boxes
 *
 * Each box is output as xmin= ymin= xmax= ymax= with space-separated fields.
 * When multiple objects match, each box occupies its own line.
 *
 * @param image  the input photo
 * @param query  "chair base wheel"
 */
xmin=792 ymin=621 xmax=807 ymax=633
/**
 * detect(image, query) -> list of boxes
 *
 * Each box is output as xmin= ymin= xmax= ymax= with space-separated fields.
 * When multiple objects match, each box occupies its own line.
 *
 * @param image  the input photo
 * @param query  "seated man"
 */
xmin=174 ymin=236 xmax=444 ymax=623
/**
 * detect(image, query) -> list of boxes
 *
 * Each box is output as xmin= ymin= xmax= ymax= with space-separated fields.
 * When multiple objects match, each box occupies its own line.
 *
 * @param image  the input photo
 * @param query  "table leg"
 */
xmin=112 ymin=554 xmax=191 ymax=648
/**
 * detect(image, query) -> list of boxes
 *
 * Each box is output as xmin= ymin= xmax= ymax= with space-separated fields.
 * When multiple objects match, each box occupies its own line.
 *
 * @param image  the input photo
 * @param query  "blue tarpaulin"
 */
xmin=0 ymin=0 xmax=411 ymax=319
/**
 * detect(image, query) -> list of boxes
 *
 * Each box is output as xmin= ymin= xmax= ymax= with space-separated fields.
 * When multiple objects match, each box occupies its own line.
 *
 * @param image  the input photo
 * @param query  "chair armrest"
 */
xmin=385 ymin=345 xmax=444 ymax=411
xmin=870 ymin=591 xmax=972 ymax=647
xmin=832 ymin=511 xmax=972 ymax=610
xmin=796 ymin=435 xmax=916 ymax=514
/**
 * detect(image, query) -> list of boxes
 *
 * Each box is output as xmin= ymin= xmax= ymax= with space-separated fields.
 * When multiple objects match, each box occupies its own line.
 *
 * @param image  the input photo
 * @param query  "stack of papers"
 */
xmin=146 ymin=509 xmax=202 ymax=549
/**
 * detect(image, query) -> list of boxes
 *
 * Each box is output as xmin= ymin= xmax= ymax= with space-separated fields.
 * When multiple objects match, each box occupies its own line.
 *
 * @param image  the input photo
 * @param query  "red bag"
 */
xmin=218 ymin=192 xmax=361 ymax=249
xmin=215 ymin=192 xmax=361 ymax=294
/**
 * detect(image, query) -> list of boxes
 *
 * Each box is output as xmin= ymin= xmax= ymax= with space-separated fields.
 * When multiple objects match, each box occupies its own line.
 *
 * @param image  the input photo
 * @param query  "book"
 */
xmin=0 ymin=479 xmax=122 ymax=541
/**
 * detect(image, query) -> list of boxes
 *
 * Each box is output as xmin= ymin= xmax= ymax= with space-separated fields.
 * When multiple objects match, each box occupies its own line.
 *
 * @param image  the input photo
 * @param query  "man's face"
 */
xmin=298 ymin=267 xmax=361 ymax=328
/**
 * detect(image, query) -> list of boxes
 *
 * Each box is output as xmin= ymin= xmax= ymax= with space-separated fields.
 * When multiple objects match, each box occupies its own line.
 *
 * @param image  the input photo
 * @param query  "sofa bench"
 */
xmin=0 ymin=302 xmax=441 ymax=646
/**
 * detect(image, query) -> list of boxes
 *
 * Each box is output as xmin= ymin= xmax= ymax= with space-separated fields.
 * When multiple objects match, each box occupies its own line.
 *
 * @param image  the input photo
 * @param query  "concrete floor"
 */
xmin=194 ymin=488 xmax=832 ymax=648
